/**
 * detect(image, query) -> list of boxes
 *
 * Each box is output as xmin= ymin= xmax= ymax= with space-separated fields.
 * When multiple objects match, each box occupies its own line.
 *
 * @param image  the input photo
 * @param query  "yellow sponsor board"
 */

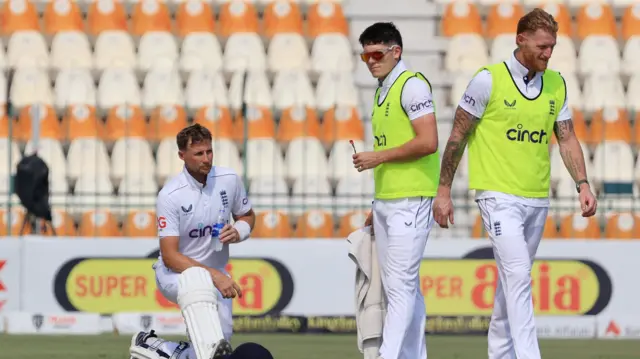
xmin=55 ymin=258 xmax=293 ymax=315
xmin=420 ymin=259 xmax=606 ymax=316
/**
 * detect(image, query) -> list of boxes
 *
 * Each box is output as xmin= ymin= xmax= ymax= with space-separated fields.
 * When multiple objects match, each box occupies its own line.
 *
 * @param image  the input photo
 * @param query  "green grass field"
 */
xmin=1 ymin=334 xmax=639 ymax=359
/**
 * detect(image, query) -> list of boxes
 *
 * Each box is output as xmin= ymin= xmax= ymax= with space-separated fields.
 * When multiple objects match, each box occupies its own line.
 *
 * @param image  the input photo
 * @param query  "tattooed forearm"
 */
xmin=553 ymin=119 xmax=574 ymax=142
xmin=439 ymin=106 xmax=478 ymax=188
xmin=555 ymin=120 xmax=588 ymax=182
xmin=559 ymin=140 xmax=587 ymax=182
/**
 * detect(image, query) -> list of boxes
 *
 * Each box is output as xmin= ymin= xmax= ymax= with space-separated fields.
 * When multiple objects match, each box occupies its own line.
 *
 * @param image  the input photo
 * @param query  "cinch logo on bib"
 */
xmin=505 ymin=124 xmax=548 ymax=144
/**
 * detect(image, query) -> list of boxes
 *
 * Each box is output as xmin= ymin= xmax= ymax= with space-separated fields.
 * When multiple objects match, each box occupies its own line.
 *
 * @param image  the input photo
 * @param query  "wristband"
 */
xmin=233 ymin=220 xmax=251 ymax=242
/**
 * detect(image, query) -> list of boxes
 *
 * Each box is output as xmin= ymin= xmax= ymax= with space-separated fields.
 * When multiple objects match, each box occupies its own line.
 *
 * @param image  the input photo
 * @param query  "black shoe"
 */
xmin=211 ymin=339 xmax=233 ymax=359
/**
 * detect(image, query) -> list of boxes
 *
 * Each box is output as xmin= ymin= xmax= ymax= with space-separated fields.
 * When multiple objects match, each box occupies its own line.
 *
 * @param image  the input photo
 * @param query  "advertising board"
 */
xmin=0 ymin=239 xmax=21 ymax=313
xmin=5 ymin=311 xmax=102 ymax=334
xmin=2 ymin=236 xmax=640 ymax=338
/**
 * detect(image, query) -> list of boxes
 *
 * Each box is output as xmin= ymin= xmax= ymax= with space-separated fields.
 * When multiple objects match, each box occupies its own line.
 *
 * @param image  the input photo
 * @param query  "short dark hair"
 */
xmin=358 ymin=22 xmax=403 ymax=48
xmin=176 ymin=123 xmax=212 ymax=151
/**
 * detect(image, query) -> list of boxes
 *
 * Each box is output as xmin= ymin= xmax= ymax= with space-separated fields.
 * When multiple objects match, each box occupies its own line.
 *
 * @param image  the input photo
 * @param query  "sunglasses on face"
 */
xmin=360 ymin=46 xmax=397 ymax=62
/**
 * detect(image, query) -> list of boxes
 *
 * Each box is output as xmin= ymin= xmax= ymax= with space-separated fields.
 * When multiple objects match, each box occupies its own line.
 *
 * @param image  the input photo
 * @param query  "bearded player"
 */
xmin=434 ymin=9 xmax=596 ymax=359
xmin=129 ymin=124 xmax=256 ymax=359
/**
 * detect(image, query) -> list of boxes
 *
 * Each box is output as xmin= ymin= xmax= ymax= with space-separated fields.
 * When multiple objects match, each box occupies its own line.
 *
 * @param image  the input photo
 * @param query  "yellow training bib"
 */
xmin=371 ymin=71 xmax=440 ymax=199
xmin=468 ymin=62 xmax=566 ymax=197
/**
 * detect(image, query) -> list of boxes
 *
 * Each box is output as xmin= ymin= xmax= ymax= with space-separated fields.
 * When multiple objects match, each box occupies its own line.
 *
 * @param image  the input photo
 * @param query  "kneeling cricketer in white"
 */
xmin=129 ymin=124 xmax=256 ymax=359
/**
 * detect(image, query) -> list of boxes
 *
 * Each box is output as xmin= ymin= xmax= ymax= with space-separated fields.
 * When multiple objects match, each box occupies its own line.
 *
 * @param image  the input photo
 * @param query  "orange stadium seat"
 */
xmin=122 ymin=210 xmax=156 ymax=237
xmin=176 ymin=0 xmax=215 ymax=37
xmin=576 ymin=3 xmax=617 ymax=40
xmin=43 ymin=0 xmax=84 ymax=36
xmin=1 ymin=0 xmax=40 ymax=35
xmin=131 ymin=0 xmax=172 ymax=37
xmin=307 ymin=2 xmax=349 ymax=38
xmin=552 ymin=108 xmax=588 ymax=145
xmin=320 ymin=106 xmax=364 ymax=146
xmin=588 ymin=108 xmax=631 ymax=145
xmin=61 ymin=105 xmax=104 ymax=140
xmin=471 ymin=214 xmax=488 ymax=238
xmin=0 ymin=108 xmax=18 ymax=138
xmin=0 ymin=207 xmax=29 ymax=236
xmin=442 ymin=1 xmax=482 ymax=37
xmin=16 ymin=105 xmax=63 ymax=142
xmin=276 ymin=106 xmax=321 ymax=143
xmin=78 ymin=210 xmax=121 ymax=237
xmin=487 ymin=3 xmax=525 ymax=39
xmin=148 ymin=105 xmax=188 ymax=142
xmin=337 ymin=210 xmax=368 ymax=238
xmin=233 ymin=106 xmax=275 ymax=141
xmin=194 ymin=106 xmax=234 ymax=140
xmin=543 ymin=216 xmax=559 ymax=239
xmin=622 ymin=4 xmax=640 ymax=40
xmin=41 ymin=209 xmax=77 ymax=236
xmin=263 ymin=1 xmax=303 ymax=39
xmin=252 ymin=210 xmax=293 ymax=238
xmin=87 ymin=0 xmax=128 ymax=36
xmin=605 ymin=213 xmax=640 ymax=239
xmin=573 ymin=109 xmax=588 ymax=141
xmin=559 ymin=213 xmax=601 ymax=239
xmin=633 ymin=112 xmax=640 ymax=147
xmin=218 ymin=0 xmax=259 ymax=39
xmin=294 ymin=210 xmax=335 ymax=238
xmin=541 ymin=3 xmax=572 ymax=37
xmin=103 ymin=105 xmax=147 ymax=142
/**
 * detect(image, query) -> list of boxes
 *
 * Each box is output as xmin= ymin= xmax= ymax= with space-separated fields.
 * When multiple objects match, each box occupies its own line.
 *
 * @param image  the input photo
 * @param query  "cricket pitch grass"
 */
xmin=1 ymin=334 xmax=640 ymax=359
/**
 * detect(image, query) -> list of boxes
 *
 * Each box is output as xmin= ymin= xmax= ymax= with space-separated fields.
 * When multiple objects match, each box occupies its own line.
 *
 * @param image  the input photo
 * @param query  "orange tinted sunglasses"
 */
xmin=360 ymin=46 xmax=397 ymax=62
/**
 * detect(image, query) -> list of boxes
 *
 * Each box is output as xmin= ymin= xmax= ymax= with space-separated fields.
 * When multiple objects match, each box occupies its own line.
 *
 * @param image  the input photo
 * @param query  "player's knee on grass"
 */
xmin=227 ymin=343 xmax=274 ymax=359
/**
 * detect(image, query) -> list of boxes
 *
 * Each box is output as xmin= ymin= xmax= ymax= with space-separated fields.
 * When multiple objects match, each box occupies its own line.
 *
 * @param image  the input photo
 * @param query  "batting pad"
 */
xmin=178 ymin=267 xmax=225 ymax=359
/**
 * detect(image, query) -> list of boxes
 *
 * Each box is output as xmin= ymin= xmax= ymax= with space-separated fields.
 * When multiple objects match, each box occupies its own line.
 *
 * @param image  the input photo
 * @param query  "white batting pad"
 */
xmin=178 ymin=267 xmax=225 ymax=359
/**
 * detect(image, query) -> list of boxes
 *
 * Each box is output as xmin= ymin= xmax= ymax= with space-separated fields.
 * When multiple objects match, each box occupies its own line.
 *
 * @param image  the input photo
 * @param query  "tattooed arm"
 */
xmin=554 ymin=120 xmax=588 ymax=185
xmin=554 ymin=119 xmax=597 ymax=216
xmin=438 ymin=106 xmax=478 ymax=191
xmin=433 ymin=70 xmax=489 ymax=228
xmin=433 ymin=106 xmax=478 ymax=228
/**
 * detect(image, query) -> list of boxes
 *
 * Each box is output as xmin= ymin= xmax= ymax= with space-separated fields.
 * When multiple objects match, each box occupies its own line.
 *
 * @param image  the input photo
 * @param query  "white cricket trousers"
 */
xmin=153 ymin=261 xmax=234 ymax=340
xmin=372 ymin=197 xmax=433 ymax=359
xmin=476 ymin=197 xmax=548 ymax=359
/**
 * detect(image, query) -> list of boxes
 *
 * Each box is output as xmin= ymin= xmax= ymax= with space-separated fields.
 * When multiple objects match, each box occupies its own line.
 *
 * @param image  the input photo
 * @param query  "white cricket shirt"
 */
xmin=458 ymin=50 xmax=572 ymax=207
xmin=377 ymin=60 xmax=435 ymax=120
xmin=156 ymin=166 xmax=252 ymax=270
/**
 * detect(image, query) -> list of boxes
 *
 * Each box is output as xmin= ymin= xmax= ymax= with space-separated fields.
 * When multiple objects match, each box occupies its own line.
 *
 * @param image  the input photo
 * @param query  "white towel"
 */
xmin=347 ymin=226 xmax=386 ymax=359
